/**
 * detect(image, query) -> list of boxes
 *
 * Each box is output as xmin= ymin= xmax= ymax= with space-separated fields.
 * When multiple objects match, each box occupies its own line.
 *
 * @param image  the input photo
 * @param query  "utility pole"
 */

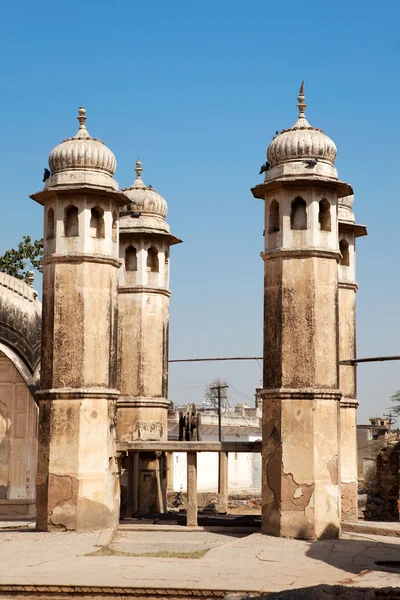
xmin=210 ymin=384 xmax=229 ymax=442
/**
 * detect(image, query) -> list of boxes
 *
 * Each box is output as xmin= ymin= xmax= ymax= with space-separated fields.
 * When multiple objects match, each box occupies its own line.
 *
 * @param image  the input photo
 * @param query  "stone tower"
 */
xmin=31 ymin=107 xmax=128 ymax=531
xmin=251 ymin=83 xmax=353 ymax=539
xmin=116 ymin=159 xmax=181 ymax=514
xmin=338 ymin=195 xmax=367 ymax=521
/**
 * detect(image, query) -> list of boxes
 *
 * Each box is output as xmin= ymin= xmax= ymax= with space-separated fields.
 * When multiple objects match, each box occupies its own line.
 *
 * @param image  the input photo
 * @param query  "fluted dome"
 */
xmin=267 ymin=83 xmax=337 ymax=168
xmin=122 ymin=159 xmax=168 ymax=218
xmin=48 ymin=107 xmax=116 ymax=184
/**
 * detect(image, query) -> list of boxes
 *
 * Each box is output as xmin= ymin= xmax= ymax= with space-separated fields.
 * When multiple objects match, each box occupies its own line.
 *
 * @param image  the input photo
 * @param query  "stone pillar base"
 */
xmin=340 ymin=402 xmax=358 ymax=522
xmin=36 ymin=392 xmax=120 ymax=532
xmin=261 ymin=390 xmax=341 ymax=540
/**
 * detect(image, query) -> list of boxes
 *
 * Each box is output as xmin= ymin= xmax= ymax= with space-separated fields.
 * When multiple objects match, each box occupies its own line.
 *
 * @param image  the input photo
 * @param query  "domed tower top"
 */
xmin=122 ymin=159 xmax=168 ymax=219
xmin=264 ymin=82 xmax=338 ymax=181
xmin=45 ymin=106 xmax=118 ymax=191
xmin=119 ymin=159 xmax=181 ymax=245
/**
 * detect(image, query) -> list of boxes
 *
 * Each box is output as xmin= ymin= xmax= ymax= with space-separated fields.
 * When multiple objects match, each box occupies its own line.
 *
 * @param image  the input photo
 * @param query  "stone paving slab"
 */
xmin=0 ymin=525 xmax=400 ymax=593
xmin=343 ymin=521 xmax=400 ymax=538
xmin=112 ymin=530 xmax=244 ymax=555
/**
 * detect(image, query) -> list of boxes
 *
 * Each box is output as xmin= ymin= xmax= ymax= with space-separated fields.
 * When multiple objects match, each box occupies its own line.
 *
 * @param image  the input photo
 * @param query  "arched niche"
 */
xmin=90 ymin=206 xmax=105 ymax=239
xmin=290 ymin=197 xmax=307 ymax=230
xmin=64 ymin=205 xmax=79 ymax=237
xmin=319 ymin=198 xmax=331 ymax=232
xmin=339 ymin=239 xmax=350 ymax=266
xmin=268 ymin=200 xmax=280 ymax=233
xmin=46 ymin=208 xmax=55 ymax=240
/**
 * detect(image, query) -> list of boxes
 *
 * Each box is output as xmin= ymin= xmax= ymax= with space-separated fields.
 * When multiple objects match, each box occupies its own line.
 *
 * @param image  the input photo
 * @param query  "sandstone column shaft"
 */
xmin=262 ymin=250 xmax=341 ymax=539
xmin=186 ymin=452 xmax=198 ymax=527
xmin=217 ymin=451 xmax=228 ymax=513
xmin=338 ymin=210 xmax=367 ymax=522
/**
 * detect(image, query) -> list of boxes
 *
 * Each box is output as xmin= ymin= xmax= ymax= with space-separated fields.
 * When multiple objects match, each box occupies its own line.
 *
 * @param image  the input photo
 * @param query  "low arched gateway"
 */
xmin=0 ymin=272 xmax=41 ymax=519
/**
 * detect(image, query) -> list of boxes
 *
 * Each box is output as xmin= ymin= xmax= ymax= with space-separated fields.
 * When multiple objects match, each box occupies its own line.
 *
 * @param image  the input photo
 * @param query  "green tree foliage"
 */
xmin=0 ymin=236 xmax=43 ymax=281
xmin=388 ymin=390 xmax=400 ymax=416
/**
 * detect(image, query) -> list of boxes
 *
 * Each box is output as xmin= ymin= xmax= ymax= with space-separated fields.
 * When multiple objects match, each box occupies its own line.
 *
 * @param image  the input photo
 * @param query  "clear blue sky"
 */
xmin=1 ymin=0 xmax=399 ymax=422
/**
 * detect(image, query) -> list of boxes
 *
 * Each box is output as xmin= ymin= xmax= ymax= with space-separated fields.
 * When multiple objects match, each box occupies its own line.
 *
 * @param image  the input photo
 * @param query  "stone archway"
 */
xmin=0 ymin=351 xmax=38 ymax=519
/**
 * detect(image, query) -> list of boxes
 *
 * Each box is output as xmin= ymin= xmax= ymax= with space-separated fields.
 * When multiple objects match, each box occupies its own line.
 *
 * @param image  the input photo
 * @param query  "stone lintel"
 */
xmin=42 ymin=254 xmax=122 ymax=269
xmin=118 ymin=286 xmax=171 ymax=297
xmin=260 ymin=388 xmax=342 ymax=401
xmin=117 ymin=397 xmax=170 ymax=409
xmin=339 ymin=220 xmax=368 ymax=239
xmin=251 ymin=176 xmax=353 ymax=200
xmin=30 ymin=184 xmax=128 ymax=206
xmin=340 ymin=400 xmax=359 ymax=409
xmin=261 ymin=248 xmax=341 ymax=262
xmin=338 ymin=281 xmax=358 ymax=291
xmin=37 ymin=388 xmax=120 ymax=400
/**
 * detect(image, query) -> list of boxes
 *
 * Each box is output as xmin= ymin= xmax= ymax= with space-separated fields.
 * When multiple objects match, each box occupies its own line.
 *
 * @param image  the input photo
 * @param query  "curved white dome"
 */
xmin=267 ymin=83 xmax=337 ymax=167
xmin=48 ymin=107 xmax=116 ymax=178
xmin=122 ymin=159 xmax=168 ymax=218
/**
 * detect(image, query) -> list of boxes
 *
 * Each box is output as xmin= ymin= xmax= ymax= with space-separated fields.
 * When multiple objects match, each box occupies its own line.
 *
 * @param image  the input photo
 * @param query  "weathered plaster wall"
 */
xmin=41 ymin=261 xmax=119 ymax=390
xmin=117 ymin=290 xmax=170 ymax=408
xmin=0 ymin=351 xmax=37 ymax=518
xmin=37 ymin=258 xmax=120 ymax=531
xmin=339 ymin=407 xmax=357 ymax=521
xmin=338 ymin=227 xmax=358 ymax=522
xmin=262 ymin=249 xmax=341 ymax=539
xmin=264 ymin=256 xmax=338 ymax=390
xmin=338 ymin=286 xmax=356 ymax=400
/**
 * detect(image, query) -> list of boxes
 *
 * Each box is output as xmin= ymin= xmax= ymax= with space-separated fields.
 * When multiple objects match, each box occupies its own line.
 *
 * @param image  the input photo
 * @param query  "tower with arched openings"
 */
xmin=117 ymin=159 xmax=181 ymax=514
xmin=252 ymin=83 xmax=358 ymax=539
xmin=31 ymin=107 xmax=128 ymax=531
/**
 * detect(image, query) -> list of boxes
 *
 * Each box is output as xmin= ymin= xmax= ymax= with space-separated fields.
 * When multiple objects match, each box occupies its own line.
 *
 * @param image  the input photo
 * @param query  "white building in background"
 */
xmin=167 ymin=403 xmax=262 ymax=493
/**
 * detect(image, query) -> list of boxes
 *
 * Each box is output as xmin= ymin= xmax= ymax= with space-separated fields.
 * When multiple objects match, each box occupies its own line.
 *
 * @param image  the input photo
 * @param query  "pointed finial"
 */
xmin=135 ymin=158 xmax=143 ymax=178
xmin=297 ymin=81 xmax=307 ymax=118
xmin=77 ymin=106 xmax=87 ymax=129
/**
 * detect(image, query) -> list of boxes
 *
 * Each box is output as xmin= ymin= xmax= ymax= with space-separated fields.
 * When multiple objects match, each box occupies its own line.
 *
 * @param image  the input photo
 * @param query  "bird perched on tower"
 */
xmin=303 ymin=158 xmax=318 ymax=168
xmin=43 ymin=168 xmax=51 ymax=182
xmin=259 ymin=161 xmax=271 ymax=175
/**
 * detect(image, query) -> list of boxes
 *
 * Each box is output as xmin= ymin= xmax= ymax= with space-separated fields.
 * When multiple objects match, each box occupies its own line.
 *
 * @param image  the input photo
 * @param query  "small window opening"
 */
xmin=269 ymin=200 xmax=280 ymax=233
xmin=147 ymin=246 xmax=159 ymax=273
xmin=125 ymin=246 xmax=137 ymax=272
xmin=90 ymin=206 xmax=105 ymax=239
xmin=164 ymin=248 xmax=169 ymax=283
xmin=112 ymin=211 xmax=118 ymax=243
xmin=46 ymin=207 xmax=55 ymax=240
xmin=319 ymin=199 xmax=331 ymax=232
xmin=290 ymin=197 xmax=307 ymax=230
xmin=340 ymin=239 xmax=350 ymax=266
xmin=64 ymin=205 xmax=79 ymax=237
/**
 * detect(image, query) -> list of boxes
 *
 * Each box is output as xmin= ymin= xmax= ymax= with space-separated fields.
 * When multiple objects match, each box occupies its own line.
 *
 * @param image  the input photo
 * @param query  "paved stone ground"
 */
xmin=1 ymin=521 xmax=400 ymax=593
xmin=343 ymin=521 xmax=400 ymax=538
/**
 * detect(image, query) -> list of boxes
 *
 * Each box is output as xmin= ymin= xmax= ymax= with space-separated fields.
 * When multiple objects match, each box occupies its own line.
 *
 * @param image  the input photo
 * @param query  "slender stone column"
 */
xmin=260 ymin=246 xmax=342 ymax=539
xmin=31 ymin=107 xmax=128 ymax=531
xmin=116 ymin=160 xmax=181 ymax=514
xmin=338 ymin=196 xmax=367 ymax=522
xmin=252 ymin=83 xmax=354 ymax=539
xmin=217 ymin=451 xmax=228 ymax=513
xmin=186 ymin=452 xmax=198 ymax=527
